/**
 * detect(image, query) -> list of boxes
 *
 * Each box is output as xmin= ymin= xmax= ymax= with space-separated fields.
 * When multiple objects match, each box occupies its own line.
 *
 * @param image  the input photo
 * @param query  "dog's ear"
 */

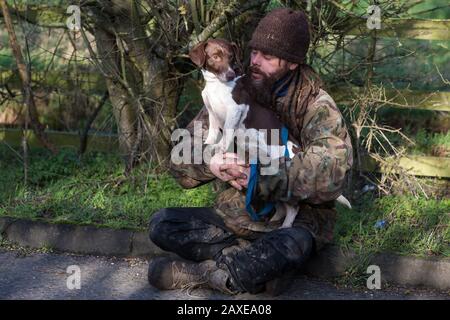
xmin=189 ymin=41 xmax=208 ymax=68
xmin=231 ymin=42 xmax=242 ymax=62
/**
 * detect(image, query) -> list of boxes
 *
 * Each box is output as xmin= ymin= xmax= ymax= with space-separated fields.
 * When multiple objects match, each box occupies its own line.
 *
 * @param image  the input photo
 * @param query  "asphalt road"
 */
xmin=0 ymin=248 xmax=449 ymax=300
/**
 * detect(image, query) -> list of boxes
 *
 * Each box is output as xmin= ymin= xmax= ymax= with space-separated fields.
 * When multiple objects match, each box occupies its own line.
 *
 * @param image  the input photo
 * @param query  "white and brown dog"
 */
xmin=189 ymin=38 xmax=351 ymax=228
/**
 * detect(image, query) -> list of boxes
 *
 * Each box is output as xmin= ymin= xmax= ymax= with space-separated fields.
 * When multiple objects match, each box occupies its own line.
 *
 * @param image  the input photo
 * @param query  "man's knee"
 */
xmin=216 ymin=227 xmax=314 ymax=294
xmin=148 ymin=208 xmax=172 ymax=245
xmin=287 ymin=227 xmax=314 ymax=258
xmin=268 ymin=227 xmax=314 ymax=265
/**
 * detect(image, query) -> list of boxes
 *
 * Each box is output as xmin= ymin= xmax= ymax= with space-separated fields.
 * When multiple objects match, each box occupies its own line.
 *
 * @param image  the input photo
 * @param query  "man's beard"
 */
xmin=248 ymin=65 xmax=289 ymax=91
xmin=248 ymin=65 xmax=273 ymax=90
xmin=246 ymin=65 xmax=283 ymax=106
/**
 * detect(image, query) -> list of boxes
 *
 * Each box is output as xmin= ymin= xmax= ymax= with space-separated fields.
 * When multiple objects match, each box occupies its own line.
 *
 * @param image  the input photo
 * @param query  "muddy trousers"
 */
xmin=149 ymin=207 xmax=314 ymax=294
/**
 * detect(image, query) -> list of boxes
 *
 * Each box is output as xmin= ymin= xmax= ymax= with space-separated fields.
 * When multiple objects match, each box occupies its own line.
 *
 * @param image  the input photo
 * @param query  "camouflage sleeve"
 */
xmin=169 ymin=106 xmax=217 ymax=189
xmin=256 ymin=98 xmax=353 ymax=205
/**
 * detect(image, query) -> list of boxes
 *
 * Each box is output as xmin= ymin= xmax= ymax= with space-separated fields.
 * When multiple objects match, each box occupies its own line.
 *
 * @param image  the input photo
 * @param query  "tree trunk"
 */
xmin=91 ymin=2 xmax=179 ymax=168
xmin=86 ymin=0 xmax=268 ymax=169
xmin=93 ymin=27 xmax=139 ymax=165
xmin=0 ymin=0 xmax=57 ymax=154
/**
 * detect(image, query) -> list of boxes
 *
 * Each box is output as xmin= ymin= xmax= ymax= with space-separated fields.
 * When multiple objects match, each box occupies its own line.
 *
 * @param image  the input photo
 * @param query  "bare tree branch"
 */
xmin=188 ymin=0 xmax=269 ymax=48
xmin=0 ymin=0 xmax=57 ymax=154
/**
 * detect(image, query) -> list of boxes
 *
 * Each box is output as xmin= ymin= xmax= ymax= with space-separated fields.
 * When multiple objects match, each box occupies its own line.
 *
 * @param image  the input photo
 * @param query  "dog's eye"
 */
xmin=212 ymin=54 xmax=220 ymax=60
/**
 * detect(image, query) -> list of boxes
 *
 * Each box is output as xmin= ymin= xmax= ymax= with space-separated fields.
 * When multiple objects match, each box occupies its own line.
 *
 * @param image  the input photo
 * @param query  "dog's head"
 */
xmin=189 ymin=38 xmax=242 ymax=82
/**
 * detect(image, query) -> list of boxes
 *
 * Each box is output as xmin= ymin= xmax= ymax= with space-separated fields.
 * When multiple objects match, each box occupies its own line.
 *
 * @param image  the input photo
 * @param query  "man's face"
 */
xmin=249 ymin=49 xmax=298 ymax=88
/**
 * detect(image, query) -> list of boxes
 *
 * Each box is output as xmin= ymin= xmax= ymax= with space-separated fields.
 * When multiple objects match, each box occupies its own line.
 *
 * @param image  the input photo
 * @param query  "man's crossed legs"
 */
xmin=148 ymin=207 xmax=314 ymax=295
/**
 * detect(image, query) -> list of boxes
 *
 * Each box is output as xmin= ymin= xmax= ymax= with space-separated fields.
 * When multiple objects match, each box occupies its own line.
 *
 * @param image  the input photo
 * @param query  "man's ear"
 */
xmin=288 ymin=62 xmax=299 ymax=71
xmin=189 ymin=41 xmax=208 ymax=68
xmin=231 ymin=42 xmax=242 ymax=62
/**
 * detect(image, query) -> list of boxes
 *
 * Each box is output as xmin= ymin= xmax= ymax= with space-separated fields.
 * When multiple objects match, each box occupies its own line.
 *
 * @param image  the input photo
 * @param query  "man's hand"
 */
xmin=209 ymin=152 xmax=250 ymax=191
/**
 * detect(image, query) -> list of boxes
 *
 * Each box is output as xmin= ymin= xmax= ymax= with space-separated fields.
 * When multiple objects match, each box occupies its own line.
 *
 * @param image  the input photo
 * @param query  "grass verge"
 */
xmin=0 ymin=145 xmax=215 ymax=230
xmin=1 ymin=145 xmax=448 ymax=261
xmin=333 ymin=192 xmax=450 ymax=286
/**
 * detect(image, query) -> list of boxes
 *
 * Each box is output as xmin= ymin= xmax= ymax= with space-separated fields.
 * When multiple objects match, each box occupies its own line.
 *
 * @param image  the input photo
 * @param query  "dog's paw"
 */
xmin=209 ymin=142 xmax=227 ymax=153
xmin=204 ymin=134 xmax=217 ymax=145
xmin=279 ymin=222 xmax=294 ymax=229
xmin=220 ymin=139 xmax=232 ymax=153
xmin=211 ymin=143 xmax=227 ymax=153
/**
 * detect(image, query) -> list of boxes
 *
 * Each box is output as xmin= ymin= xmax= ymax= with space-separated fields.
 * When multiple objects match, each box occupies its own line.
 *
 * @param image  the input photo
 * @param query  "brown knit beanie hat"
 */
xmin=248 ymin=8 xmax=310 ymax=64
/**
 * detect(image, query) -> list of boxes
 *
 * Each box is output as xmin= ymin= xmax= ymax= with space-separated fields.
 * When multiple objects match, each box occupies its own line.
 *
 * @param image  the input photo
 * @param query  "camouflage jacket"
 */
xmin=169 ymin=68 xmax=353 ymax=250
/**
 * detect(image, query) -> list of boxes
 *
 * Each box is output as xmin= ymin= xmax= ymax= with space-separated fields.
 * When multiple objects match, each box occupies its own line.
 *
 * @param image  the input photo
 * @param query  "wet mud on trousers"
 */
xmin=149 ymin=207 xmax=314 ymax=293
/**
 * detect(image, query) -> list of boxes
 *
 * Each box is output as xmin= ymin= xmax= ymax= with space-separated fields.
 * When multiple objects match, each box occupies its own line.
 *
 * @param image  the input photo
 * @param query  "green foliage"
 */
xmin=1 ymin=145 xmax=448 ymax=258
xmin=0 ymin=145 xmax=216 ymax=230
xmin=176 ymin=77 xmax=204 ymax=128
xmin=0 ymin=49 xmax=14 ymax=69
xmin=406 ymin=0 xmax=450 ymax=19
xmin=375 ymin=125 xmax=450 ymax=156
xmin=411 ymin=129 xmax=450 ymax=155
xmin=334 ymin=193 xmax=450 ymax=286
xmin=27 ymin=148 xmax=80 ymax=185
xmin=335 ymin=194 xmax=450 ymax=257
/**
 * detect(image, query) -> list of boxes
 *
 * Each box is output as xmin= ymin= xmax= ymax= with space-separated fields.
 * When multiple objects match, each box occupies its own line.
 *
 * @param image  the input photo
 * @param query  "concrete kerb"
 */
xmin=0 ymin=217 xmax=165 ymax=257
xmin=1 ymin=217 xmax=449 ymax=291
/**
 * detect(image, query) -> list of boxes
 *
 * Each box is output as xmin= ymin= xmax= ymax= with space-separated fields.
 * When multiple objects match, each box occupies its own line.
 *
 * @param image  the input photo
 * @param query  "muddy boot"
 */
xmin=148 ymin=256 xmax=240 ymax=295
xmin=220 ymin=239 xmax=251 ymax=256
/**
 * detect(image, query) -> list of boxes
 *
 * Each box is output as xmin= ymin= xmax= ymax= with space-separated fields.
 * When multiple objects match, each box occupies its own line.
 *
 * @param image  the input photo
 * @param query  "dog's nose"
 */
xmin=225 ymin=70 xmax=236 ymax=81
xmin=232 ymin=63 xmax=243 ymax=76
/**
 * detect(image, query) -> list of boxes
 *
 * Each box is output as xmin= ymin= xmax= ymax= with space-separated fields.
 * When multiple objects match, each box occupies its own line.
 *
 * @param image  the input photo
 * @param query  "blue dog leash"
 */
xmin=245 ymin=126 xmax=290 ymax=221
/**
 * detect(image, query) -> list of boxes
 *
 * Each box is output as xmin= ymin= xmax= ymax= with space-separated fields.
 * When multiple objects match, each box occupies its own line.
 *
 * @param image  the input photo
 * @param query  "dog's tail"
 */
xmin=336 ymin=195 xmax=352 ymax=209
